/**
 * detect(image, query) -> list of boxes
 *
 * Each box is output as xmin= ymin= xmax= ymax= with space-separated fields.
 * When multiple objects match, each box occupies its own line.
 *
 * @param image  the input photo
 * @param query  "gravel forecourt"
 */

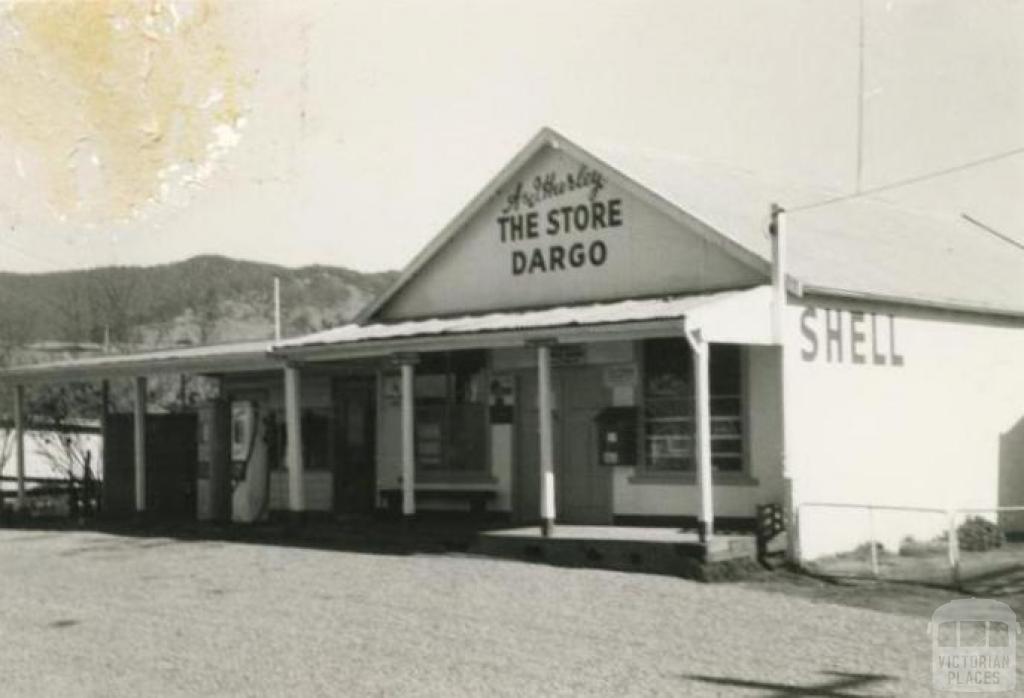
xmin=0 ymin=530 xmax=946 ymax=696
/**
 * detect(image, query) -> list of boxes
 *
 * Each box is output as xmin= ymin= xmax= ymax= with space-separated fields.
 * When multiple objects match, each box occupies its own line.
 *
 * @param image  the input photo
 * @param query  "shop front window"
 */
xmin=641 ymin=339 xmax=744 ymax=474
xmin=415 ymin=350 xmax=488 ymax=475
xmin=301 ymin=408 xmax=331 ymax=471
xmin=709 ymin=345 xmax=744 ymax=473
xmin=267 ymin=408 xmax=331 ymax=471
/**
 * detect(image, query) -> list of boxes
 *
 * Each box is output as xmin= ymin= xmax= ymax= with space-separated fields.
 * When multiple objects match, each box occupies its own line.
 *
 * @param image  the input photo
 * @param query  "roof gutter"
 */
xmin=271 ymin=317 xmax=689 ymax=364
xmin=0 ymin=351 xmax=280 ymax=385
xmin=800 ymin=285 xmax=1024 ymax=324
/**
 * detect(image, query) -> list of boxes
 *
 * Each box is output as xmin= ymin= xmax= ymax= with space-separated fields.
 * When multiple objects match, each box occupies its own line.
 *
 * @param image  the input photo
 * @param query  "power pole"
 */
xmin=855 ymin=0 xmax=866 ymax=193
xmin=274 ymin=277 xmax=282 ymax=341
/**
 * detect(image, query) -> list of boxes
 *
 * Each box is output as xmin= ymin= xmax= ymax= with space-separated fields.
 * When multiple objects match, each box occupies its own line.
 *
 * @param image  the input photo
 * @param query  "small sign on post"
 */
xmin=489 ymin=375 xmax=515 ymax=424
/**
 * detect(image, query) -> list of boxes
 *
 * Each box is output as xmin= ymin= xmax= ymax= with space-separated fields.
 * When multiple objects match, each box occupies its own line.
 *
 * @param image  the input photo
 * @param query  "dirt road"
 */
xmin=0 ymin=529 xmax=942 ymax=696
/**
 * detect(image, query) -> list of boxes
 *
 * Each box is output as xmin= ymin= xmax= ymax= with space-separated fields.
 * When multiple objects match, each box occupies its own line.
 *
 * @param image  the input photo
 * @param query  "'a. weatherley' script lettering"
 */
xmin=501 ymin=165 xmax=606 ymax=213
xmin=498 ymin=166 xmax=624 ymax=276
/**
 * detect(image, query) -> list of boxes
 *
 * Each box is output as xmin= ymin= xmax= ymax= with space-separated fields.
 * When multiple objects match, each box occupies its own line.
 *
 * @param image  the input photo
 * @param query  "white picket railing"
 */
xmin=798 ymin=502 xmax=1024 ymax=587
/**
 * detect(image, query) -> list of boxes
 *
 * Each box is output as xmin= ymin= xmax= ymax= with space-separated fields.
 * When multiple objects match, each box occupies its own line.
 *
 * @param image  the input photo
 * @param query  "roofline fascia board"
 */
xmin=553 ymin=134 xmax=771 ymax=278
xmin=273 ymin=318 xmax=690 ymax=363
xmin=801 ymin=285 xmax=1024 ymax=323
xmin=0 ymin=355 xmax=280 ymax=385
xmin=358 ymin=126 xmax=772 ymax=323
xmin=359 ymin=281 xmax=758 ymax=325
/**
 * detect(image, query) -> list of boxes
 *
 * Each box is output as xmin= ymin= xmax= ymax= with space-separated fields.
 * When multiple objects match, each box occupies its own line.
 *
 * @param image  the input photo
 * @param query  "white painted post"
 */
xmin=284 ymin=365 xmax=305 ymax=515
xmin=770 ymin=204 xmax=787 ymax=344
xmin=687 ymin=330 xmax=714 ymax=543
xmin=948 ymin=509 xmax=961 ymax=588
xmin=867 ymin=507 xmax=879 ymax=578
xmin=537 ymin=343 xmax=556 ymax=537
xmin=100 ymin=379 xmax=109 ymax=474
xmin=771 ymin=204 xmax=802 ymax=564
xmin=274 ymin=277 xmax=282 ymax=341
xmin=14 ymin=384 xmax=25 ymax=512
xmin=133 ymin=376 xmax=147 ymax=513
xmin=400 ymin=360 xmax=416 ymax=517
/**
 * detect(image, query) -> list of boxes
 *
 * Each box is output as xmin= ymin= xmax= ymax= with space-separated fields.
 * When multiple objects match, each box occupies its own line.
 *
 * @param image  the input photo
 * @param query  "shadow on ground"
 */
xmin=812 ymin=555 xmax=1024 ymax=598
xmin=742 ymin=562 xmax=1024 ymax=619
xmin=0 ymin=515 xmax=498 ymax=559
xmin=1 ymin=516 xmax=764 ymax=583
xmin=683 ymin=670 xmax=897 ymax=697
xmin=10 ymin=516 xmax=1024 ymax=620
xmin=958 ymin=563 xmax=1024 ymax=596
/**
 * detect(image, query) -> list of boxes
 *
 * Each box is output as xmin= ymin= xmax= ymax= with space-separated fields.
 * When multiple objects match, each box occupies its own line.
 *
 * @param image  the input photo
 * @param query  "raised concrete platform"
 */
xmin=474 ymin=525 xmax=760 ymax=581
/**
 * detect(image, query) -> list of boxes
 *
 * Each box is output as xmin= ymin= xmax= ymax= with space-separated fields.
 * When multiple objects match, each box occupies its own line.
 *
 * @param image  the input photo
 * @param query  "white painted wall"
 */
xmin=0 ymin=428 xmax=102 ymax=486
xmin=787 ymin=297 xmax=1024 ymax=559
xmin=490 ymin=425 xmax=513 ymax=511
xmin=376 ymin=369 xmax=402 ymax=494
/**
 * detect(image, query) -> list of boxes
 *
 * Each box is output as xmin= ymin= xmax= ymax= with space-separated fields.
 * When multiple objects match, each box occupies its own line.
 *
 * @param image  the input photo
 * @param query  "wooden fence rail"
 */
xmin=0 ymin=474 xmax=102 ymax=520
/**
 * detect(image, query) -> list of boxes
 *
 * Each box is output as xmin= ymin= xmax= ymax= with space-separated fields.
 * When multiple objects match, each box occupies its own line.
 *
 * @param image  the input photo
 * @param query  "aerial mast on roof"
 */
xmin=856 ymin=0 xmax=866 ymax=193
xmin=274 ymin=277 xmax=282 ymax=341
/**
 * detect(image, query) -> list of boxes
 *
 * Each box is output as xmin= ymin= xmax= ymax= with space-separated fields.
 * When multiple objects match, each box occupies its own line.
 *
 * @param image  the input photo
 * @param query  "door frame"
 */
xmin=513 ymin=363 xmax=614 ymax=525
xmin=332 ymin=374 xmax=378 ymax=515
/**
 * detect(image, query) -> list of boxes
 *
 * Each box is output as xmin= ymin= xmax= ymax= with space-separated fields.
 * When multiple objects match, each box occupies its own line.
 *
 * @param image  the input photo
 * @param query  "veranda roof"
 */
xmin=271 ymin=285 xmax=775 ymax=361
xmin=0 ymin=340 xmax=275 ymax=384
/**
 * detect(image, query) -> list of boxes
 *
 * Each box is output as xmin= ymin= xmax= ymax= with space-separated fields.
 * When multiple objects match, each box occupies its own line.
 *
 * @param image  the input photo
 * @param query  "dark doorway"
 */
xmin=103 ymin=413 xmax=198 ymax=518
xmin=333 ymin=376 xmax=377 ymax=515
xmin=515 ymin=365 xmax=612 ymax=524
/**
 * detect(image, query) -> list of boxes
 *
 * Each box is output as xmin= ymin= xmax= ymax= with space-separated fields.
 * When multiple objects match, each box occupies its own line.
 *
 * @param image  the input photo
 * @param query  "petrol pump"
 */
xmin=197 ymin=399 xmax=271 ymax=523
xmin=228 ymin=400 xmax=271 ymax=523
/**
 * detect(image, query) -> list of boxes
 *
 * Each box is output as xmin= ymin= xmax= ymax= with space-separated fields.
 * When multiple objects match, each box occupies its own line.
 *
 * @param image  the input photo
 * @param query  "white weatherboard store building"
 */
xmin=4 ymin=128 xmax=1023 ymax=560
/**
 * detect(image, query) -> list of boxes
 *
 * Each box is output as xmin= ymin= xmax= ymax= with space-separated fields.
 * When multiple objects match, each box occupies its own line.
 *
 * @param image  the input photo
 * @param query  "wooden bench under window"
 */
xmin=379 ymin=488 xmax=497 ymax=515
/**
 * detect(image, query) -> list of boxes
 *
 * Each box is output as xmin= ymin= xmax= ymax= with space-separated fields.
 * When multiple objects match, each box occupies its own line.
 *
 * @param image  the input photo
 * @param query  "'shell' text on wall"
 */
xmin=497 ymin=165 xmax=623 ymax=276
xmin=800 ymin=307 xmax=905 ymax=366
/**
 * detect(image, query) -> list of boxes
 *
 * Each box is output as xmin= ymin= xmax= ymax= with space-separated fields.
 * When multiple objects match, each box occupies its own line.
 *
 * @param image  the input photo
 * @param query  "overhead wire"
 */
xmin=961 ymin=213 xmax=1024 ymax=254
xmin=786 ymin=145 xmax=1024 ymax=215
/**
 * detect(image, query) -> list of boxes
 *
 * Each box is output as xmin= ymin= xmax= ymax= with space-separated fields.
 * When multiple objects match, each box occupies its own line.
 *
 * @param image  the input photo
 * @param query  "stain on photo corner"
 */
xmin=0 ymin=0 xmax=252 ymax=226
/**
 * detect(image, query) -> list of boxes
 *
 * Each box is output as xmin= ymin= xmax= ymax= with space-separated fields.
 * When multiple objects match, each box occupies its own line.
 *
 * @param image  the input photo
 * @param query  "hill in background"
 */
xmin=0 ymin=255 xmax=399 ymax=353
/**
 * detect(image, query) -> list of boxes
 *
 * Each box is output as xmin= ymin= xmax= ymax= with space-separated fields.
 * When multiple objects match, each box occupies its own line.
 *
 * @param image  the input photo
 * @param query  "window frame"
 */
xmin=413 ymin=350 xmax=495 ymax=484
xmin=299 ymin=406 xmax=333 ymax=471
xmin=631 ymin=338 xmax=757 ymax=486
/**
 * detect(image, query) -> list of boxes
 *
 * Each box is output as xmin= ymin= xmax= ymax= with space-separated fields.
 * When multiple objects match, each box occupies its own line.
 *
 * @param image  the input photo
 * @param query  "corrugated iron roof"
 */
xmin=272 ymin=288 xmax=759 ymax=353
xmin=0 ymin=340 xmax=275 ymax=383
xmin=361 ymin=128 xmax=1023 ymax=323
xmin=0 ymin=288 xmax=774 ymax=380
xmin=591 ymin=144 xmax=1024 ymax=317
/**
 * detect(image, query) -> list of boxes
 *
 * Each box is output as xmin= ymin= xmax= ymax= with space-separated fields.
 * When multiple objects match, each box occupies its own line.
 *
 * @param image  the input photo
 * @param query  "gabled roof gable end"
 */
xmin=357 ymin=127 xmax=770 ymax=323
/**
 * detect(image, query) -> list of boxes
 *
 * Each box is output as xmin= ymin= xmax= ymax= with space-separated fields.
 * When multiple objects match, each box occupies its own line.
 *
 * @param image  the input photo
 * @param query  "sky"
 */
xmin=0 ymin=0 xmax=1021 ymax=275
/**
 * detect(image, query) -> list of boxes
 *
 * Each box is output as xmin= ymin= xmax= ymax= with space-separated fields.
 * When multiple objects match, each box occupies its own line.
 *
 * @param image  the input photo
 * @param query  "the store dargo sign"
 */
xmin=497 ymin=165 xmax=624 ymax=276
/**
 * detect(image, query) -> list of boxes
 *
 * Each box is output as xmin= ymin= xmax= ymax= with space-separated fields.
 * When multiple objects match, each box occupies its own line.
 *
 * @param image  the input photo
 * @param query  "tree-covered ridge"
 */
xmin=0 ymin=254 xmax=398 ymax=349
